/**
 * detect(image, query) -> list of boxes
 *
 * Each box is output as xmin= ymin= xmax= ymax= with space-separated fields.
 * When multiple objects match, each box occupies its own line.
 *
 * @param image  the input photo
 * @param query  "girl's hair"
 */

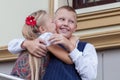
xmin=19 ymin=10 xmax=48 ymax=80
xmin=22 ymin=10 xmax=47 ymax=40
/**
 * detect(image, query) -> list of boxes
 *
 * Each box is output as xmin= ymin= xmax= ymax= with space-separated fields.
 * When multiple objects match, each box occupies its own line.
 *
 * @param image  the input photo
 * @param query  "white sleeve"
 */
xmin=8 ymin=39 xmax=25 ymax=54
xmin=8 ymin=32 xmax=53 ymax=54
xmin=69 ymin=43 xmax=98 ymax=80
xmin=38 ymin=32 xmax=53 ymax=46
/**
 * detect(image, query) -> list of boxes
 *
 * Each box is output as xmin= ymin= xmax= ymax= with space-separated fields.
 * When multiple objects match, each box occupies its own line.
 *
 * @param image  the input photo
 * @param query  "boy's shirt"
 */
xmin=69 ymin=41 xmax=98 ymax=80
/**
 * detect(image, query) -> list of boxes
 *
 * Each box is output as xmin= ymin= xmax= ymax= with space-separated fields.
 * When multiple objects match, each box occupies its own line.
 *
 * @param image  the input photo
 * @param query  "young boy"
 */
xmin=8 ymin=6 xmax=98 ymax=80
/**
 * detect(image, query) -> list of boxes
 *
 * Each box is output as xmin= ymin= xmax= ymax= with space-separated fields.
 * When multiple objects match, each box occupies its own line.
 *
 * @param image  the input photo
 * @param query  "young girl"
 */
xmin=10 ymin=10 xmax=58 ymax=80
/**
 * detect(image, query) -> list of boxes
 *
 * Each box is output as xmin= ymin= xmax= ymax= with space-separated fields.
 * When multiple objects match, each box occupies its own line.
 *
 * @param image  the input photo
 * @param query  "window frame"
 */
xmin=75 ymin=2 xmax=120 ymax=14
xmin=73 ymin=0 xmax=119 ymax=9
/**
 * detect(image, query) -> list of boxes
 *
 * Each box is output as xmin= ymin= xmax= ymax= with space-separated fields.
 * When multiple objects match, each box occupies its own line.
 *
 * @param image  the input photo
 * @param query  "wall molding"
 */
xmin=0 ymin=46 xmax=18 ymax=62
xmin=78 ymin=30 xmax=120 ymax=51
xmin=77 ymin=7 xmax=120 ymax=30
xmin=74 ymin=7 xmax=120 ymax=51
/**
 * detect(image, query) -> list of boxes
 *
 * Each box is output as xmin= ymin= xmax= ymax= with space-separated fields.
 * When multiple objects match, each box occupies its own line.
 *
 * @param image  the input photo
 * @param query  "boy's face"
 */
xmin=54 ymin=9 xmax=77 ymax=39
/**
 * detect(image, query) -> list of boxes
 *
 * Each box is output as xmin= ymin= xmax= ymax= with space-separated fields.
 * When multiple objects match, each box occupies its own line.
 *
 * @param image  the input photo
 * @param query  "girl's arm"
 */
xmin=47 ymin=45 xmax=73 ymax=64
xmin=8 ymin=38 xmax=47 ymax=58
xmin=8 ymin=39 xmax=25 ymax=54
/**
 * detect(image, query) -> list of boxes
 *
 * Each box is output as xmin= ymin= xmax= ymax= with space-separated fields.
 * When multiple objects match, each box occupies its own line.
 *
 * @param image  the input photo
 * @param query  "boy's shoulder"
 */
xmin=77 ymin=41 xmax=87 ymax=52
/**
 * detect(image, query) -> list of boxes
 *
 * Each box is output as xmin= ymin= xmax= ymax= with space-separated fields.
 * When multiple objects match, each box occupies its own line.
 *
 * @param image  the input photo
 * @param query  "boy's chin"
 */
xmin=61 ymin=34 xmax=70 ymax=39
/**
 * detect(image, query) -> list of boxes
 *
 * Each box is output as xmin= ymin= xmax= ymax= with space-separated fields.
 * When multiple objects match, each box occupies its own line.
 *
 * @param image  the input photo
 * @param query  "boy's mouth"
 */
xmin=61 ymin=29 xmax=68 ymax=33
xmin=60 ymin=27 xmax=70 ymax=33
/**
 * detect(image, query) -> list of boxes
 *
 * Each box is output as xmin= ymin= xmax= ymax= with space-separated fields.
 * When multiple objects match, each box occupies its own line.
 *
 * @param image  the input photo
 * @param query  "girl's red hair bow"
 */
xmin=25 ymin=16 xmax=36 ymax=27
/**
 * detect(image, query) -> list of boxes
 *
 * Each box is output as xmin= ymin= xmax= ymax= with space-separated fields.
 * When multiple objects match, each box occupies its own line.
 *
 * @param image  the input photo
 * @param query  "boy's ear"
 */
xmin=38 ymin=26 xmax=46 ymax=33
xmin=73 ymin=25 xmax=77 ymax=32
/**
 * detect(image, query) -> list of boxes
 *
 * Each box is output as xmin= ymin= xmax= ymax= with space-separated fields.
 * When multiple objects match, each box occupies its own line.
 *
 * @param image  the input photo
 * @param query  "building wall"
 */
xmin=0 ymin=0 xmax=49 ymax=46
xmin=97 ymin=48 xmax=120 ymax=80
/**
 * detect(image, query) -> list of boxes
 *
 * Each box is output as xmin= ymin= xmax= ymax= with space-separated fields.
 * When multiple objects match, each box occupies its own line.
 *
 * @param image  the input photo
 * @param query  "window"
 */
xmin=73 ymin=0 xmax=120 ymax=9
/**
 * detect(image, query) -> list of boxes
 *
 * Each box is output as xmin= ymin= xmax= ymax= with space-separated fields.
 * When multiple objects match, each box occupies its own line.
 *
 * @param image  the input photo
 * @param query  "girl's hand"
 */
xmin=49 ymin=34 xmax=75 ymax=52
xmin=22 ymin=38 xmax=48 ymax=58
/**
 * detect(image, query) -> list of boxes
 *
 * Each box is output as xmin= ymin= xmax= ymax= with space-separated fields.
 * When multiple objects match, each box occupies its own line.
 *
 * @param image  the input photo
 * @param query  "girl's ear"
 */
xmin=38 ymin=26 xmax=46 ymax=34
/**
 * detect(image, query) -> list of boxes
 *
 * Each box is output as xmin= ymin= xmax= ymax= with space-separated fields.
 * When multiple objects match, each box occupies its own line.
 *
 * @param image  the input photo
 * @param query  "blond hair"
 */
xmin=55 ymin=6 xmax=77 ymax=25
xmin=22 ymin=10 xmax=47 ymax=80
xmin=55 ymin=6 xmax=76 ymax=14
xmin=22 ymin=10 xmax=47 ymax=40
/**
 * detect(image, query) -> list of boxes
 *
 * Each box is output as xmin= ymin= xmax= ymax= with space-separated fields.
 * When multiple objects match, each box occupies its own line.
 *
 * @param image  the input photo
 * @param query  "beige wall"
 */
xmin=0 ymin=0 xmax=49 ymax=46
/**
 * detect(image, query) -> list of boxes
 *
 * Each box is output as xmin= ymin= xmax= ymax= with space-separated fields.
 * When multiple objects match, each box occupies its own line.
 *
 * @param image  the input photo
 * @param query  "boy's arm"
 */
xmin=69 ymin=43 xmax=98 ymax=80
xmin=47 ymin=45 xmax=73 ymax=64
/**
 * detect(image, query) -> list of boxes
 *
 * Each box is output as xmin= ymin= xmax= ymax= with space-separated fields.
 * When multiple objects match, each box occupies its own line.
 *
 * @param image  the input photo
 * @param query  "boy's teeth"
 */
xmin=62 ymin=29 xmax=67 ymax=32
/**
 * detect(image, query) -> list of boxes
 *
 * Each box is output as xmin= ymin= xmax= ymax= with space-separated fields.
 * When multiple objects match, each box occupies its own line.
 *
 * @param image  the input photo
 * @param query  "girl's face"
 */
xmin=42 ymin=14 xmax=56 ymax=33
xmin=54 ymin=9 xmax=77 ymax=39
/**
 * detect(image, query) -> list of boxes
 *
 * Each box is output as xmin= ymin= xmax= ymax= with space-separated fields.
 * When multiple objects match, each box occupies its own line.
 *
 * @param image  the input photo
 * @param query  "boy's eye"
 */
xmin=59 ymin=18 xmax=65 ymax=21
xmin=69 ymin=20 xmax=74 ymax=24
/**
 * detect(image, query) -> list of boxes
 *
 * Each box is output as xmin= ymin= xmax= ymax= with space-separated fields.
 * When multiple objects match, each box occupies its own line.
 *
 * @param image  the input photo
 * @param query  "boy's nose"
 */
xmin=63 ymin=21 xmax=68 ymax=26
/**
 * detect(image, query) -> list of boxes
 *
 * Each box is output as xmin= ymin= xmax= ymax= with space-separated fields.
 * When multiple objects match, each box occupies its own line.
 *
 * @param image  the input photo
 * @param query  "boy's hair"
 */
xmin=22 ymin=10 xmax=47 ymax=40
xmin=55 ymin=5 xmax=77 ymax=28
xmin=55 ymin=6 xmax=76 ymax=15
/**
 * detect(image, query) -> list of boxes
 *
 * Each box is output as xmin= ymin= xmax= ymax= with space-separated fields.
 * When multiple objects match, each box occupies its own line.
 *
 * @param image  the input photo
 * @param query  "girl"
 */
xmin=11 ymin=10 xmax=58 ymax=80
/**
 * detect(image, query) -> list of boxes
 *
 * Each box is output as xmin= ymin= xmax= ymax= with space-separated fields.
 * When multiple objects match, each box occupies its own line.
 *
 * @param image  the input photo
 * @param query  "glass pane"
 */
xmin=87 ymin=0 xmax=102 ymax=3
xmin=95 ymin=0 xmax=102 ymax=1
xmin=85 ymin=0 xmax=102 ymax=3
xmin=87 ymin=0 xmax=95 ymax=3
